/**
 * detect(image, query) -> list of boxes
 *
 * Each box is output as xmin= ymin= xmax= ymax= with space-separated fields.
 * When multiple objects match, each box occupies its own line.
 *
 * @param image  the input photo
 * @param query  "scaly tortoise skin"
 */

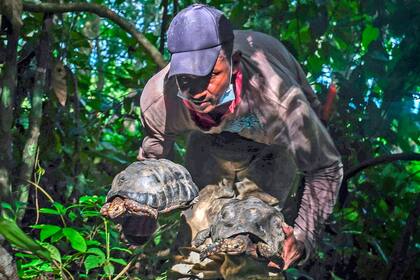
xmin=101 ymin=159 xmax=199 ymax=244
xmin=193 ymin=196 xmax=286 ymax=261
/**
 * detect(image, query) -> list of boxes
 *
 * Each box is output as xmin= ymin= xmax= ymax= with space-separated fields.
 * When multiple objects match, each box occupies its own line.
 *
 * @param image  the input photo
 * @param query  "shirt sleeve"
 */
xmin=137 ymin=104 xmax=175 ymax=161
xmin=275 ymin=88 xmax=343 ymax=253
xmin=290 ymin=56 xmax=322 ymax=117
xmin=136 ymin=66 xmax=178 ymax=160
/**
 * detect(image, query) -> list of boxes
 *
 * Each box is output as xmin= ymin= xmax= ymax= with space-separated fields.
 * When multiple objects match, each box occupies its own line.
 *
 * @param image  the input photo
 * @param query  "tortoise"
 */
xmin=101 ymin=159 xmax=199 ymax=244
xmin=192 ymin=196 xmax=286 ymax=262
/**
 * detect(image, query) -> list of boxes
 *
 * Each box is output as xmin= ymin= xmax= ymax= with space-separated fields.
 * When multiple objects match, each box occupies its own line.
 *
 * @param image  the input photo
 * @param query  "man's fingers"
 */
xmin=282 ymin=249 xmax=301 ymax=270
xmin=282 ymin=223 xmax=294 ymax=237
xmin=267 ymin=260 xmax=282 ymax=270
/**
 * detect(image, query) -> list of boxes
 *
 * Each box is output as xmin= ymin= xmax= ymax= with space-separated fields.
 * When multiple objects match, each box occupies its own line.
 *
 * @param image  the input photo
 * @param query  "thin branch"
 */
xmin=339 ymin=153 xmax=420 ymax=206
xmin=26 ymin=180 xmax=67 ymax=227
xmin=343 ymin=153 xmax=420 ymax=181
xmin=22 ymin=1 xmax=167 ymax=69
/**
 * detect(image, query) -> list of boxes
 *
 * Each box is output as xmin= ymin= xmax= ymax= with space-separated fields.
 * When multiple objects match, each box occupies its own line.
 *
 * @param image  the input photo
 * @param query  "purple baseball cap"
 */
xmin=167 ymin=4 xmax=234 ymax=78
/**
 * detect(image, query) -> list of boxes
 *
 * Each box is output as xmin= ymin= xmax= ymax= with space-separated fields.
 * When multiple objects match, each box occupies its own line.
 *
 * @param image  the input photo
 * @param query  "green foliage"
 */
xmin=1 ymin=0 xmax=418 ymax=279
xmin=0 ymin=218 xmax=50 ymax=260
xmin=4 ymin=195 xmax=132 ymax=279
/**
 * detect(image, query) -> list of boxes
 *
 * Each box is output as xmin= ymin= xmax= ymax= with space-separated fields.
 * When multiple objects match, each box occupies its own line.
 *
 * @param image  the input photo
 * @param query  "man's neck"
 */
xmin=208 ymin=102 xmax=231 ymax=122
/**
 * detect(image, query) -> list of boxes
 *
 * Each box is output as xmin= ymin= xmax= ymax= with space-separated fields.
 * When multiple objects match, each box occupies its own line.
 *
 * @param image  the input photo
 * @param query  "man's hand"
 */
xmin=281 ymin=224 xmax=304 ymax=270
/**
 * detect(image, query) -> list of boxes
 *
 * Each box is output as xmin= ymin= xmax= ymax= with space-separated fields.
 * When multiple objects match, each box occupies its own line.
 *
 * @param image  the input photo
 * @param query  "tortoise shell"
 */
xmin=208 ymin=196 xmax=285 ymax=254
xmin=106 ymin=159 xmax=199 ymax=213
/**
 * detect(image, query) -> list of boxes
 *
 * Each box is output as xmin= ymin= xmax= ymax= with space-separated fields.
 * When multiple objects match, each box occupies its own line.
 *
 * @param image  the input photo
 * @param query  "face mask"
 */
xmin=176 ymin=58 xmax=235 ymax=107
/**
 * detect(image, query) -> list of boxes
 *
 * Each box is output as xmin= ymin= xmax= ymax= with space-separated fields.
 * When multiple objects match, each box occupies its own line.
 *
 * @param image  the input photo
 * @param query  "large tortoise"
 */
xmin=192 ymin=196 xmax=286 ymax=264
xmin=101 ymin=159 xmax=199 ymax=244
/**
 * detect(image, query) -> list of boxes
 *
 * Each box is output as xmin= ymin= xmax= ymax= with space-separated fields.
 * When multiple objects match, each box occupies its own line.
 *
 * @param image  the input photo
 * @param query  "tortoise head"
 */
xmin=211 ymin=197 xmax=285 ymax=252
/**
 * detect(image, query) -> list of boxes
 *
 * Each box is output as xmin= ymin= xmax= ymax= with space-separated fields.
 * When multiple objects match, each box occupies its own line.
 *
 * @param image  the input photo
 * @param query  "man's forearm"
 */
xmin=293 ymin=161 xmax=344 ymax=252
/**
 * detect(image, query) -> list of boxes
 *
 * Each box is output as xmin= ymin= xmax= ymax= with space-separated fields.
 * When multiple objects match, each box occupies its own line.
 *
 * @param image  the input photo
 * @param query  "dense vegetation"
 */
xmin=0 ymin=0 xmax=419 ymax=279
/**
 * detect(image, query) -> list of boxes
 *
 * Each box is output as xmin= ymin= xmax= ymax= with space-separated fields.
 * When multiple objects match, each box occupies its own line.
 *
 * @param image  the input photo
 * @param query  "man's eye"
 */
xmin=179 ymin=77 xmax=189 ymax=85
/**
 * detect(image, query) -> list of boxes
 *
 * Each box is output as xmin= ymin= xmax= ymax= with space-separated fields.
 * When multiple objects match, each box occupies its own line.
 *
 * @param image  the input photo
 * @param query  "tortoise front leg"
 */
xmin=256 ymin=242 xmax=278 ymax=258
xmin=192 ymin=228 xmax=211 ymax=247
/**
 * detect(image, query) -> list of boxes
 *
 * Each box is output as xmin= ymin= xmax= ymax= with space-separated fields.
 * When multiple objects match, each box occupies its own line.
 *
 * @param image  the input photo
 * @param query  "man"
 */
xmin=137 ymin=3 xmax=343 ymax=274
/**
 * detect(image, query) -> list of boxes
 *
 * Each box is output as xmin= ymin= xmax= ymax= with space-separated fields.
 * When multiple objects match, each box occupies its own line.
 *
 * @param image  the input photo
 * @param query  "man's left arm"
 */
xmin=276 ymin=88 xmax=343 ymax=267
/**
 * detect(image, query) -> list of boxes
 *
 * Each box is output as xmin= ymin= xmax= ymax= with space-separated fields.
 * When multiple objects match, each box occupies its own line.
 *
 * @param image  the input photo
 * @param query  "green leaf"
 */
xmin=53 ymin=202 xmax=67 ymax=215
xmin=63 ymin=227 xmax=87 ymax=252
xmin=32 ymin=224 xmax=62 ymax=242
xmin=39 ymin=208 xmax=60 ymax=215
xmin=81 ymin=210 xmax=101 ymax=218
xmin=154 ymin=233 xmax=161 ymax=245
xmin=50 ymin=231 xmax=64 ymax=243
xmin=84 ymin=254 xmax=105 ymax=273
xmin=87 ymin=247 xmax=106 ymax=258
xmin=284 ymin=268 xmax=313 ymax=279
xmin=368 ymin=237 xmax=389 ymax=264
xmin=103 ymin=262 xmax=115 ymax=276
xmin=110 ymin=257 xmax=127 ymax=265
xmin=41 ymin=243 xmax=62 ymax=263
xmin=84 ymin=248 xmax=106 ymax=273
xmin=20 ymin=259 xmax=44 ymax=268
xmin=0 ymin=218 xmax=50 ymax=259
xmin=111 ymin=247 xmax=132 ymax=254
xmin=362 ymin=25 xmax=379 ymax=50
xmin=331 ymin=271 xmax=344 ymax=280
xmin=68 ymin=210 xmax=77 ymax=222
xmin=1 ymin=202 xmax=13 ymax=210
xmin=86 ymin=240 xmax=101 ymax=246
xmin=343 ymin=208 xmax=359 ymax=221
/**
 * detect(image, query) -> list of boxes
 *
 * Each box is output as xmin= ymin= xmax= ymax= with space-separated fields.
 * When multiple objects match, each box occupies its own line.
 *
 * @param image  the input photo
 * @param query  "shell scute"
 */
xmin=107 ymin=159 xmax=198 ymax=213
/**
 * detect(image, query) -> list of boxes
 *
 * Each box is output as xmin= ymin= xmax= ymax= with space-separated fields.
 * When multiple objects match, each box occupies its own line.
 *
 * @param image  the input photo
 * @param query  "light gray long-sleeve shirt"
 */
xmin=137 ymin=30 xmax=343 ymax=251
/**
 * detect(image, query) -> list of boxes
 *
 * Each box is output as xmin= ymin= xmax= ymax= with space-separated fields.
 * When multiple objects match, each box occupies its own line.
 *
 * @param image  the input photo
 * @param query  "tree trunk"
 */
xmin=0 ymin=7 xmax=21 ymax=203
xmin=16 ymin=14 xmax=53 ymax=219
xmin=0 ymin=236 xmax=18 ymax=280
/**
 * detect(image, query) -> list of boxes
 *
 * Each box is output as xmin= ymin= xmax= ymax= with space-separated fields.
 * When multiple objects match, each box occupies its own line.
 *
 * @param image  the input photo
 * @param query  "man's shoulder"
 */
xmin=233 ymin=30 xmax=288 ymax=53
xmin=140 ymin=64 xmax=170 ymax=113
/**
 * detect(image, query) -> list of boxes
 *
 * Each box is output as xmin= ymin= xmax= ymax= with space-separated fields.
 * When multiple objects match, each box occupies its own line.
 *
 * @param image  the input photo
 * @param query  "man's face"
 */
xmin=176 ymin=53 xmax=231 ymax=114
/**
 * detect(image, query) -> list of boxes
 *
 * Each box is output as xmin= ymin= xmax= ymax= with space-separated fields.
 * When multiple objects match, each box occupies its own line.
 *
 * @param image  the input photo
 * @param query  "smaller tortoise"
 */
xmin=192 ymin=196 xmax=286 ymax=262
xmin=101 ymin=159 xmax=199 ymax=244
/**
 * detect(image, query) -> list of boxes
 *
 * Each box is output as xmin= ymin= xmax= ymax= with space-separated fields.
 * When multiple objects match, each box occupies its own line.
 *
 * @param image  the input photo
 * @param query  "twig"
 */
xmin=26 ymin=180 xmax=67 ymax=227
xmin=23 ymin=1 xmax=166 ymax=68
xmin=343 ymin=153 xmax=420 ymax=181
xmin=34 ymin=148 xmax=41 ymax=225
xmin=339 ymin=153 xmax=420 ymax=206
xmin=112 ymin=259 xmax=134 ymax=280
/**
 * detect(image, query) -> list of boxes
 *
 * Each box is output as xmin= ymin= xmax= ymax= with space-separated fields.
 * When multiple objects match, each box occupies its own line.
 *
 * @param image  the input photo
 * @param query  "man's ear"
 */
xmin=232 ymin=50 xmax=242 ymax=75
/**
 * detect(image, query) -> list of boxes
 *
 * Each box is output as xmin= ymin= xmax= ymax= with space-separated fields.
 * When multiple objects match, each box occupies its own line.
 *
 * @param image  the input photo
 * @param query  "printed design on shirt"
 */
xmin=223 ymin=113 xmax=263 ymax=133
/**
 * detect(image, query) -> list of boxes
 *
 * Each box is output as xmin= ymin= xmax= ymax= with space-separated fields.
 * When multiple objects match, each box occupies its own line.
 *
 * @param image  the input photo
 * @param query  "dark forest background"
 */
xmin=0 ymin=0 xmax=419 ymax=279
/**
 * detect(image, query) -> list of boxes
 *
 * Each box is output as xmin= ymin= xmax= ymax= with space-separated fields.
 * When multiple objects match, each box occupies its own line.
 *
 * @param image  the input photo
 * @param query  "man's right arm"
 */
xmin=137 ymin=110 xmax=175 ymax=160
xmin=137 ymin=69 xmax=176 ymax=160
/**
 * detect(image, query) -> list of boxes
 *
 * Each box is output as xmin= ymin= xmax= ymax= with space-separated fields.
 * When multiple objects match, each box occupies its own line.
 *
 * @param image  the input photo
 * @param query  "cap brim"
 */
xmin=168 ymin=45 xmax=221 ymax=78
